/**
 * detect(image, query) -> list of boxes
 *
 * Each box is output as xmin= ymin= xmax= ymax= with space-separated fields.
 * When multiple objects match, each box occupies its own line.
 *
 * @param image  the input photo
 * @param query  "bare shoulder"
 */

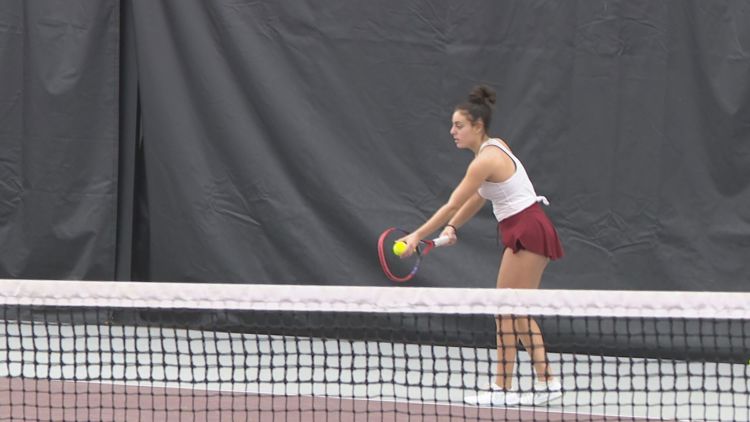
xmin=476 ymin=143 xmax=513 ymax=169
xmin=467 ymin=150 xmax=498 ymax=179
xmin=477 ymin=139 xmax=516 ymax=181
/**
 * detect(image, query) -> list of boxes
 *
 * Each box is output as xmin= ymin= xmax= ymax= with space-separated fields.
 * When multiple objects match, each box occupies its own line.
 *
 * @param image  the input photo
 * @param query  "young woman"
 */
xmin=398 ymin=85 xmax=563 ymax=406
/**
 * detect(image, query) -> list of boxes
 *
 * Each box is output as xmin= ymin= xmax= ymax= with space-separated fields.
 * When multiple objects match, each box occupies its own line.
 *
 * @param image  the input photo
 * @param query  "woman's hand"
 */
xmin=396 ymin=233 xmax=421 ymax=258
xmin=440 ymin=225 xmax=458 ymax=246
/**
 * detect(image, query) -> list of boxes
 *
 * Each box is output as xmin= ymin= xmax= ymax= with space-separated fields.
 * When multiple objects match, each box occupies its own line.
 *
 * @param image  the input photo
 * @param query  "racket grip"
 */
xmin=432 ymin=236 xmax=451 ymax=247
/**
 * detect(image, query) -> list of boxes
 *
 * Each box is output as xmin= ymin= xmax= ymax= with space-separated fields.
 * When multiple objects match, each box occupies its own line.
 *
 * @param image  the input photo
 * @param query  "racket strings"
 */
xmin=378 ymin=228 xmax=422 ymax=282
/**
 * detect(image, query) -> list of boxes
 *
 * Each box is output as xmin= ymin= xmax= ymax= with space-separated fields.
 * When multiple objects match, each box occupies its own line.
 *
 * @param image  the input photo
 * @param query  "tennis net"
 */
xmin=0 ymin=279 xmax=748 ymax=421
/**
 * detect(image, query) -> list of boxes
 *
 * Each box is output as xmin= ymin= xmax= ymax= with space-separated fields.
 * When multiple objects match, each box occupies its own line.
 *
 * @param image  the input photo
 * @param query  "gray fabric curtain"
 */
xmin=0 ymin=1 xmax=748 ymax=293
xmin=0 ymin=0 xmax=120 ymax=279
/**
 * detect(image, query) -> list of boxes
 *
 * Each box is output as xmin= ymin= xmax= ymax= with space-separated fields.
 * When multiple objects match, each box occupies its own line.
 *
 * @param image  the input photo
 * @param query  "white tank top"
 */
xmin=476 ymin=139 xmax=549 ymax=222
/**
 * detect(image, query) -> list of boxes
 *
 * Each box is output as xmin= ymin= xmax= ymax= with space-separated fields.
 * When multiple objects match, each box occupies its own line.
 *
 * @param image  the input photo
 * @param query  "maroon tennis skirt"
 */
xmin=498 ymin=202 xmax=564 ymax=260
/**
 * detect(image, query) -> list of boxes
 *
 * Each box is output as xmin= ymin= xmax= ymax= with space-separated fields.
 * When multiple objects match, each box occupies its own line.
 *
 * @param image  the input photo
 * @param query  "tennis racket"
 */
xmin=377 ymin=227 xmax=451 ymax=282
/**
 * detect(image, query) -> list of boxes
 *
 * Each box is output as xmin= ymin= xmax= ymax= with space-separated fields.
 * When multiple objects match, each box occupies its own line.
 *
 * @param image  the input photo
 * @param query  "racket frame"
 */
xmin=377 ymin=227 xmax=449 ymax=282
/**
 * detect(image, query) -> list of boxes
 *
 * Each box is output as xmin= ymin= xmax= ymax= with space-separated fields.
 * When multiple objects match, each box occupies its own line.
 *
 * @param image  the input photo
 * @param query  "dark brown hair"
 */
xmin=455 ymin=85 xmax=496 ymax=131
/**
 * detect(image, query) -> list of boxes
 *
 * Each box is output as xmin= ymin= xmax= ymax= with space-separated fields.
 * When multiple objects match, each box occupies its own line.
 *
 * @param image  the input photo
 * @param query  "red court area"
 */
xmin=0 ymin=377 xmax=665 ymax=422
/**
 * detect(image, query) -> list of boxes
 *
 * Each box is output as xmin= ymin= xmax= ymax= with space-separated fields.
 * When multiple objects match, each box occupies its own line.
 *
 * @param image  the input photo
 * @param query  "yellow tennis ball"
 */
xmin=393 ymin=241 xmax=407 ymax=256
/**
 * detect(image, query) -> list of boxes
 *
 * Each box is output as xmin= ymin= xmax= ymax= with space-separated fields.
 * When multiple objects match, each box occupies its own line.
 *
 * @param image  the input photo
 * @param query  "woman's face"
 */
xmin=449 ymin=110 xmax=482 ymax=150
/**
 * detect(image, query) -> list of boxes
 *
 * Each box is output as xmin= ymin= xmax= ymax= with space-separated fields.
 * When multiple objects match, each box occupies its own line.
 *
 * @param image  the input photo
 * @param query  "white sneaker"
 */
xmin=464 ymin=384 xmax=521 ymax=407
xmin=520 ymin=379 xmax=562 ymax=406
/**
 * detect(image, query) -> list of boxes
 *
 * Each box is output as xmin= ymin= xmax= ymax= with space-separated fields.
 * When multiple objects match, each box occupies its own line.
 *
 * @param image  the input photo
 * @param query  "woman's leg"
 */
xmin=494 ymin=314 xmax=518 ymax=389
xmin=495 ymin=248 xmax=551 ymax=388
xmin=514 ymin=316 xmax=553 ymax=381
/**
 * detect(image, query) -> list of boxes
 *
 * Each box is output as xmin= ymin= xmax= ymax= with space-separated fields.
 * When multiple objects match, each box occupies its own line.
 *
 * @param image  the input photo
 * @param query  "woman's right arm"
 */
xmin=397 ymin=157 xmax=492 ymax=256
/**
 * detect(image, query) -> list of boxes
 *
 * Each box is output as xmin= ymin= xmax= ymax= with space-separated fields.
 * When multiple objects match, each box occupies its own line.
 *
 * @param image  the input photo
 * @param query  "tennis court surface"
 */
xmin=0 ymin=279 xmax=748 ymax=421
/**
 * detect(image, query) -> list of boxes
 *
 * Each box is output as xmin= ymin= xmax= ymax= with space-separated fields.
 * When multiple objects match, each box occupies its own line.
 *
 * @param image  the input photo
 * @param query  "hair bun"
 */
xmin=468 ymin=85 xmax=496 ymax=107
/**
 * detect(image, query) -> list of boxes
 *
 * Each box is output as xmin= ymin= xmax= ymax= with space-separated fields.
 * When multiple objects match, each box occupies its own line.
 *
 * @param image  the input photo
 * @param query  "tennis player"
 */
xmin=398 ymin=85 xmax=563 ymax=406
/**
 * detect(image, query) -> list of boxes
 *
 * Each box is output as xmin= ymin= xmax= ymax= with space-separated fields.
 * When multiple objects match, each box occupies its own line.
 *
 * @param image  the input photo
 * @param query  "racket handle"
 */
xmin=432 ymin=236 xmax=451 ymax=247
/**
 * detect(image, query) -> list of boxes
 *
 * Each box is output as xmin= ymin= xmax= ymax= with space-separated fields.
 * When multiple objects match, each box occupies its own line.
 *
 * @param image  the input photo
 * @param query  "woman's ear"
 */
xmin=473 ymin=118 xmax=485 ymax=133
